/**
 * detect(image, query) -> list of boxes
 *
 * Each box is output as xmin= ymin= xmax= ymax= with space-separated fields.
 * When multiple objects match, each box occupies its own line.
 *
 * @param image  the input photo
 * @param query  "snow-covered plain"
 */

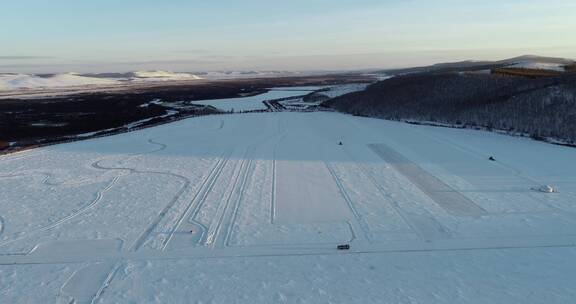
xmin=1 ymin=111 xmax=576 ymax=303
xmin=192 ymin=86 xmax=326 ymax=112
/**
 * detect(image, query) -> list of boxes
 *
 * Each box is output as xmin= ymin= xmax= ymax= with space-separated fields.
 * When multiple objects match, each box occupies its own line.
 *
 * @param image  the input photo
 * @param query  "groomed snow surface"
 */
xmin=1 ymin=111 xmax=576 ymax=303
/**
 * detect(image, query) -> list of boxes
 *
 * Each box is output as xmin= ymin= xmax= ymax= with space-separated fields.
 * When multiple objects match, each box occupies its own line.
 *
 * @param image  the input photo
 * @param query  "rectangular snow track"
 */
xmin=275 ymin=159 xmax=353 ymax=224
xmin=368 ymin=143 xmax=486 ymax=217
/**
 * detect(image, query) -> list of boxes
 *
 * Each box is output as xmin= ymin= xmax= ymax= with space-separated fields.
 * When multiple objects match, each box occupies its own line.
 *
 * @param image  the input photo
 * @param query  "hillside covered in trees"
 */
xmin=324 ymin=72 xmax=576 ymax=145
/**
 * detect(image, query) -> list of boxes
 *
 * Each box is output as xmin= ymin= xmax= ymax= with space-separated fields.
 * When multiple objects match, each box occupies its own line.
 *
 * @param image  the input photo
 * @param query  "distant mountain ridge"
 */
xmin=0 ymin=73 xmax=119 ymax=91
xmin=383 ymin=55 xmax=575 ymax=75
xmin=0 ymin=70 xmax=312 ymax=91
xmin=0 ymin=70 xmax=205 ymax=91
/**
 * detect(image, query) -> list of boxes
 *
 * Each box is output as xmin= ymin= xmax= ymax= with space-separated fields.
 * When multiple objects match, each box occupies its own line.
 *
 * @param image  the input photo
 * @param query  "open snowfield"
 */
xmin=1 ymin=111 xmax=576 ymax=303
xmin=192 ymin=86 xmax=326 ymax=112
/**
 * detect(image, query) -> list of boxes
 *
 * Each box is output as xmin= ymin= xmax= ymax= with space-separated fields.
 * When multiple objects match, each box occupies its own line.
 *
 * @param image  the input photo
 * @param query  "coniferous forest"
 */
xmin=324 ymin=72 xmax=576 ymax=145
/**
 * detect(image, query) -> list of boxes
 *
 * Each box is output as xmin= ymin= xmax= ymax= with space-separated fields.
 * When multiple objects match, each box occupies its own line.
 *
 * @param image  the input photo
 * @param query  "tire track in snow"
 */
xmin=221 ymin=158 xmax=254 ymax=248
xmin=0 ymin=138 xmax=190 ymax=252
xmin=0 ymin=138 xmax=164 ymax=186
xmin=0 ymin=170 xmax=107 ymax=192
xmin=160 ymin=150 xmax=232 ymax=251
xmin=205 ymin=152 xmax=251 ymax=247
xmin=335 ymin=115 xmax=452 ymax=240
xmin=406 ymin=128 xmax=576 ymax=216
xmin=0 ymin=138 xmax=168 ymax=245
xmin=354 ymin=160 xmax=451 ymax=241
xmin=0 ymin=175 xmax=122 ymax=249
xmin=1 ymin=123 xmax=228 ymax=252
xmin=86 ymin=138 xmax=192 ymax=252
xmin=93 ymin=139 xmax=197 ymax=252
xmin=270 ymin=114 xmax=288 ymax=224
xmin=165 ymin=115 xmax=283 ymax=249
xmin=368 ymin=143 xmax=487 ymax=217
xmin=221 ymin=115 xmax=293 ymax=248
xmin=323 ymin=161 xmax=371 ymax=243
xmin=77 ymin=261 xmax=124 ymax=304
xmin=409 ymin=126 xmax=543 ymax=186
xmin=219 ymin=114 xmax=358 ymax=249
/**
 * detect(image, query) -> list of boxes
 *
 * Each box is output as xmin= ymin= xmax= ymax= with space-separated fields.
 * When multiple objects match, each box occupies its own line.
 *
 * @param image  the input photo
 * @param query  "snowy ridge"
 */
xmin=197 ymin=70 xmax=307 ymax=80
xmin=131 ymin=70 xmax=202 ymax=80
xmin=0 ymin=70 xmax=203 ymax=91
xmin=508 ymin=62 xmax=566 ymax=72
xmin=0 ymin=73 xmax=119 ymax=91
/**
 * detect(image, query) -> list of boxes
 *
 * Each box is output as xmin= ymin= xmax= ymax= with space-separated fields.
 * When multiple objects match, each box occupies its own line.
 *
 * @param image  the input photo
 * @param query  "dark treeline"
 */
xmin=324 ymin=72 xmax=576 ymax=145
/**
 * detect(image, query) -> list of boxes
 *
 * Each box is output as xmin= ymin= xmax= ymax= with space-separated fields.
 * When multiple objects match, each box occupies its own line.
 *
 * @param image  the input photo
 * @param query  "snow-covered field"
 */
xmin=192 ymin=86 xmax=326 ymax=112
xmin=317 ymin=83 xmax=371 ymax=99
xmin=1 ymin=111 xmax=576 ymax=303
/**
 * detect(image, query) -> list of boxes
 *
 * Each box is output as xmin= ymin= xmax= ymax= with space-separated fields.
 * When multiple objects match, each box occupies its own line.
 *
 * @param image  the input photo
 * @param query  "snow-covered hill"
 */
xmin=382 ymin=55 xmax=575 ymax=75
xmin=130 ymin=70 xmax=203 ymax=80
xmin=0 ymin=71 xmax=204 ymax=91
xmin=197 ymin=70 xmax=304 ymax=80
xmin=509 ymin=62 xmax=566 ymax=71
xmin=501 ymin=55 xmax=574 ymax=71
xmin=0 ymin=73 xmax=119 ymax=91
xmin=499 ymin=55 xmax=574 ymax=66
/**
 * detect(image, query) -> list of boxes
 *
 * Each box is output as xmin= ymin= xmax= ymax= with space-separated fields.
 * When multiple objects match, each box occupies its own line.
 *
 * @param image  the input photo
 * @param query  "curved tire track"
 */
xmin=0 ymin=175 xmax=122 ymax=249
xmin=0 ymin=138 xmax=183 ymax=251
xmin=90 ymin=139 xmax=197 ymax=252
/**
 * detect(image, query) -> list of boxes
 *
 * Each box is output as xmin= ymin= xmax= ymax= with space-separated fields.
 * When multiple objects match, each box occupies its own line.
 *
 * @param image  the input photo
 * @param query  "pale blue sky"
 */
xmin=1 ymin=0 xmax=575 ymax=73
